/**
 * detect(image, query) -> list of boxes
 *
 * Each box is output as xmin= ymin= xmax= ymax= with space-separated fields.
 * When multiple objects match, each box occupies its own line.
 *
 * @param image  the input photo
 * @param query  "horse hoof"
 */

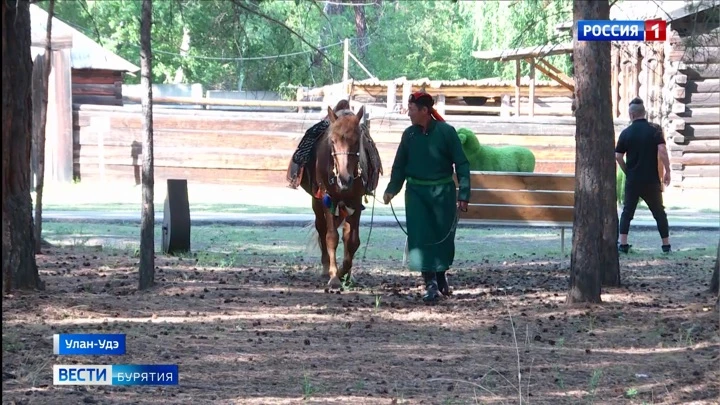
xmin=328 ymin=276 xmax=342 ymax=290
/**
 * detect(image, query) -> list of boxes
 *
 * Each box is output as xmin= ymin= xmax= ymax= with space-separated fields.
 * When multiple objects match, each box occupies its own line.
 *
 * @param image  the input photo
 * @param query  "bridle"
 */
xmin=328 ymin=145 xmax=362 ymax=187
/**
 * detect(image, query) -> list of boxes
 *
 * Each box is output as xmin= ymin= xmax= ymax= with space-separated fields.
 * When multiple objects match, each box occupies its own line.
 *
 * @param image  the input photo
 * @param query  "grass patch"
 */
xmin=41 ymin=222 xmax=717 ymax=265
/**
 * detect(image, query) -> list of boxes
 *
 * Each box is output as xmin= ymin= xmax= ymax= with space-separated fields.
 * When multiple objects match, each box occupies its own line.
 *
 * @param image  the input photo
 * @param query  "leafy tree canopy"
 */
xmin=40 ymin=0 xmax=575 ymax=94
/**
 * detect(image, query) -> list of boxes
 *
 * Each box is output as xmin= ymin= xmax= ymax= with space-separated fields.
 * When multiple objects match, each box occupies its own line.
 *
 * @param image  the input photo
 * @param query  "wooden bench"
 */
xmin=401 ymin=171 xmax=575 ymax=264
xmin=456 ymin=171 xmax=575 ymax=253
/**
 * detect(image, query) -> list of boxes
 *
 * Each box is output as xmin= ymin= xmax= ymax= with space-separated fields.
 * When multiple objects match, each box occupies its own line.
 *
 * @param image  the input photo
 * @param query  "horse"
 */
xmin=299 ymin=105 xmax=380 ymax=289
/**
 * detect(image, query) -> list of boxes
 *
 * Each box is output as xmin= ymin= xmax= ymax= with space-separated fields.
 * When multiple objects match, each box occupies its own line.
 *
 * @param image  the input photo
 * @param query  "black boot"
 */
xmin=437 ymin=271 xmax=450 ymax=296
xmin=422 ymin=272 xmax=439 ymax=303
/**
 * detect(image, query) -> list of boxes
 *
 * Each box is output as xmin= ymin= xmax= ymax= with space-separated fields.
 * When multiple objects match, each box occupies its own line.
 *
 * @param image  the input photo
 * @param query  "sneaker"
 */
xmin=662 ymin=244 xmax=671 ymax=253
xmin=618 ymin=244 xmax=631 ymax=253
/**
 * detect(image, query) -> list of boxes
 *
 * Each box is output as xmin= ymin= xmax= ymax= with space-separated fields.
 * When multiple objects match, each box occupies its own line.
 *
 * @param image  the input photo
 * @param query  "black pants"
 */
xmin=619 ymin=182 xmax=669 ymax=238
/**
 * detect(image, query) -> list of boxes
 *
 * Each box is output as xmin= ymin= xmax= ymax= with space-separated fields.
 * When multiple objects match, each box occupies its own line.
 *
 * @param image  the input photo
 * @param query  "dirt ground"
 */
xmin=3 ymin=245 xmax=719 ymax=405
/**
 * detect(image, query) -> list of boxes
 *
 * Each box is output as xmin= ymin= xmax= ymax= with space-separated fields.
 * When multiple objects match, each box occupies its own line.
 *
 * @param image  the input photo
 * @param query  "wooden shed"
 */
xmin=30 ymin=4 xmax=140 ymax=107
xmin=30 ymin=4 xmax=140 ymax=186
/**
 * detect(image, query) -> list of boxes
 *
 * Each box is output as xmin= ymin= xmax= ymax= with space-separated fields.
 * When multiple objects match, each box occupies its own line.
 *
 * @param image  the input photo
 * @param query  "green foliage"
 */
xmin=39 ymin=0 xmax=574 ymax=93
xmin=457 ymin=128 xmax=536 ymax=172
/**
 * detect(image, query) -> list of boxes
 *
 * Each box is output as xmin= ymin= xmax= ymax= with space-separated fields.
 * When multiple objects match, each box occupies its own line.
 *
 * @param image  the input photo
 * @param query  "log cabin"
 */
xmin=30 ymin=4 xmax=140 ymax=107
xmin=475 ymin=0 xmax=719 ymax=192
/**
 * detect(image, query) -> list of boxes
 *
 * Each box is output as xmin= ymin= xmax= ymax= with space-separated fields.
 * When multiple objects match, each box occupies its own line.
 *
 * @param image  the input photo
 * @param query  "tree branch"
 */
xmin=229 ymin=0 xmax=348 ymax=79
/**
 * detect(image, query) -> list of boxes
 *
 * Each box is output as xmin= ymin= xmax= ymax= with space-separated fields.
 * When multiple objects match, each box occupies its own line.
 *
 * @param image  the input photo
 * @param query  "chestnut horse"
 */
xmin=300 ymin=105 xmax=379 ymax=289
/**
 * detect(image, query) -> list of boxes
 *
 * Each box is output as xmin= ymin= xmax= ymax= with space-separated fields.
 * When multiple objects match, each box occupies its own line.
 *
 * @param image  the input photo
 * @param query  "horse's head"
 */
xmin=326 ymin=105 xmax=365 ymax=191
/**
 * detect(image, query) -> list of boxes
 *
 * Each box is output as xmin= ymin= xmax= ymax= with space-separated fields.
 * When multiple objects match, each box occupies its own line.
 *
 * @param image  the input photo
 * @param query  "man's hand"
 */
xmin=383 ymin=193 xmax=395 ymax=205
xmin=663 ymin=171 xmax=671 ymax=187
xmin=457 ymin=200 xmax=468 ymax=212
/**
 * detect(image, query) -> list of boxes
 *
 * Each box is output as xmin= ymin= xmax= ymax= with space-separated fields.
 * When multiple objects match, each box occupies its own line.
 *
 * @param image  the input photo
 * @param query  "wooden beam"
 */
xmin=677 ymin=124 xmax=720 ymax=139
xmin=532 ymin=58 xmax=575 ymax=92
xmin=665 ymin=62 xmax=720 ymax=79
xmin=123 ymin=95 xmax=326 ymax=108
xmin=351 ymin=84 xmax=573 ymax=99
xmin=677 ymin=165 xmax=720 ymax=178
xmin=436 ymin=94 xmax=446 ymax=116
xmin=681 ymin=78 xmax=720 ymax=94
xmin=401 ymin=81 xmax=411 ymax=112
xmin=670 ymin=32 xmax=720 ymax=47
xmin=670 ymin=107 xmax=720 ymax=125
xmin=386 ymin=81 xmax=396 ymax=112
xmin=515 ymin=60 xmax=521 ymax=116
xmin=686 ymin=91 xmax=720 ymax=108
xmin=468 ymin=189 xmax=574 ymax=206
xmin=72 ymin=83 xmax=122 ymax=97
xmin=500 ymin=94 xmax=511 ymax=117
xmin=472 ymin=43 xmax=574 ymax=61
xmin=677 ymin=152 xmax=720 ymax=166
xmin=529 ymin=58 xmax=536 ymax=117
xmin=668 ymin=47 xmax=720 ymax=64
xmin=461 ymin=204 xmax=574 ymax=223
xmin=668 ymin=139 xmax=720 ymax=153
xmin=467 ymin=172 xmax=575 ymax=191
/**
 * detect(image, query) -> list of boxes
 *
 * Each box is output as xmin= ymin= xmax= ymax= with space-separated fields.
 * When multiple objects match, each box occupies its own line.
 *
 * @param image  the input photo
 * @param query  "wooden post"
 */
xmin=401 ymin=80 xmax=411 ymax=113
xmin=529 ymin=58 xmax=536 ymax=117
xmin=500 ymin=94 xmax=511 ymax=117
xmin=343 ymin=38 xmax=350 ymax=82
xmin=515 ymin=60 xmax=521 ymax=116
xmin=55 ymin=48 xmax=73 ymax=182
xmin=386 ymin=81 xmax=396 ymax=113
xmin=436 ymin=94 xmax=446 ymax=116
xmin=296 ymin=86 xmax=304 ymax=114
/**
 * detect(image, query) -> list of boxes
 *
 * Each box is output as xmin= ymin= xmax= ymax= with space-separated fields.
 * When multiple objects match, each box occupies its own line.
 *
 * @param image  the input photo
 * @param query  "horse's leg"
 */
xmin=311 ymin=198 xmax=330 ymax=277
xmin=339 ymin=211 xmax=361 ymax=284
xmin=325 ymin=210 xmax=341 ymax=289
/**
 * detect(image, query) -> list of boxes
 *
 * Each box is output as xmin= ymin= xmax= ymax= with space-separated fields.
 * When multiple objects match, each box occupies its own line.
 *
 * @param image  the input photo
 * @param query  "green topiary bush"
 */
xmin=457 ymin=128 xmax=536 ymax=172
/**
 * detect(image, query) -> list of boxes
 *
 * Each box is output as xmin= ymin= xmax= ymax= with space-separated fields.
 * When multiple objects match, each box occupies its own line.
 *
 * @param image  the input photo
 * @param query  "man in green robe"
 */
xmin=383 ymin=91 xmax=471 ymax=303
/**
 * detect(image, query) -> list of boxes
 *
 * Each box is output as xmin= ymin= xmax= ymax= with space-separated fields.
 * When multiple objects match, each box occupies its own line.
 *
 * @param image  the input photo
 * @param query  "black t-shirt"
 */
xmin=615 ymin=119 xmax=665 ymax=185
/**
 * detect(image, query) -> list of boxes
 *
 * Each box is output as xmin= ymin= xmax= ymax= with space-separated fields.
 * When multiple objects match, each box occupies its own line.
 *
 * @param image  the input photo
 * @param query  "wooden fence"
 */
xmin=72 ymin=104 xmax=629 ymax=188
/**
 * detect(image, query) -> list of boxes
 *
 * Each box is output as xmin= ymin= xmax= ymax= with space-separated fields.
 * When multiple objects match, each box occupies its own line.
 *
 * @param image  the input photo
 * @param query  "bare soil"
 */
xmin=3 ymin=247 xmax=719 ymax=405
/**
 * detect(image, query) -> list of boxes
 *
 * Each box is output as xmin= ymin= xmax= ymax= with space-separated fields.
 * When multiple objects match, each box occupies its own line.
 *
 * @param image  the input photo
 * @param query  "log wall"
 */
xmin=72 ymin=69 xmax=124 ymax=106
xmin=663 ymin=28 xmax=720 ymax=190
xmin=72 ymin=105 xmax=628 ymax=187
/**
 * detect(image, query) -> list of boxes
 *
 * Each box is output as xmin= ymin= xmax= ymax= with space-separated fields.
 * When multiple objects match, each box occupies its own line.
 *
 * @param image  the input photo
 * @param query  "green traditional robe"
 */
xmin=385 ymin=120 xmax=471 ymax=272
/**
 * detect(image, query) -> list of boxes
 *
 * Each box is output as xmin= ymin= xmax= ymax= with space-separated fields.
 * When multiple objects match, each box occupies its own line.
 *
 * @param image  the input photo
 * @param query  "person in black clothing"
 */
xmin=615 ymin=98 xmax=672 ymax=253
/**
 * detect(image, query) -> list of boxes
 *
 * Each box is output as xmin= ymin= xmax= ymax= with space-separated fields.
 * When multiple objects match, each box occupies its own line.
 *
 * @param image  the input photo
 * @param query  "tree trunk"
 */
xmin=567 ymin=0 xmax=617 ymax=304
xmin=710 ymin=238 xmax=719 ymax=296
xmin=2 ymin=0 xmax=43 ymax=293
xmin=353 ymin=1 xmax=368 ymax=58
xmin=139 ymin=0 xmax=155 ymax=290
xmin=34 ymin=0 xmax=55 ymax=254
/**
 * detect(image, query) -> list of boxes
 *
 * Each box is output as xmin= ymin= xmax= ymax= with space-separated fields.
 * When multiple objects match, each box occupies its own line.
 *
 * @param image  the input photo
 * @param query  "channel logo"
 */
xmin=53 ymin=365 xmax=179 ymax=386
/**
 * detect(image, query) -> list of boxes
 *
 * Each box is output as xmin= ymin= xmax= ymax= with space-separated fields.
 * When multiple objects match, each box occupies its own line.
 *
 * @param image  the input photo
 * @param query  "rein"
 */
xmin=385 ymin=191 xmax=460 ymax=247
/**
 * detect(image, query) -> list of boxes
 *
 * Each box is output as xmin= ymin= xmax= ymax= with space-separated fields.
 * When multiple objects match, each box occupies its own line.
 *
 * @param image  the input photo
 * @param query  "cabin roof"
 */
xmin=353 ymin=76 xmax=565 ymax=88
xmin=30 ymin=4 xmax=140 ymax=73
xmin=555 ymin=0 xmax=717 ymax=31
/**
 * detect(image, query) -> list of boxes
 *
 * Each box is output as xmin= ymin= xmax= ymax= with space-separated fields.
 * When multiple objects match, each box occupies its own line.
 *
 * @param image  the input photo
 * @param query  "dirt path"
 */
xmin=3 ymin=247 xmax=719 ymax=405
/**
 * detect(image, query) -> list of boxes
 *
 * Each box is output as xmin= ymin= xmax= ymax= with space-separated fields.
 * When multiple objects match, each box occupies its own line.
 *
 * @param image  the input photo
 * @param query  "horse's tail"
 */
xmin=302 ymin=220 xmax=320 ymax=257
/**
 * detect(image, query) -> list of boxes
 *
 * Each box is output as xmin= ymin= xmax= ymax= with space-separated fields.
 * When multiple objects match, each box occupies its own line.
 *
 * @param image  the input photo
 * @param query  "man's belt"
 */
xmin=406 ymin=175 xmax=454 ymax=186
